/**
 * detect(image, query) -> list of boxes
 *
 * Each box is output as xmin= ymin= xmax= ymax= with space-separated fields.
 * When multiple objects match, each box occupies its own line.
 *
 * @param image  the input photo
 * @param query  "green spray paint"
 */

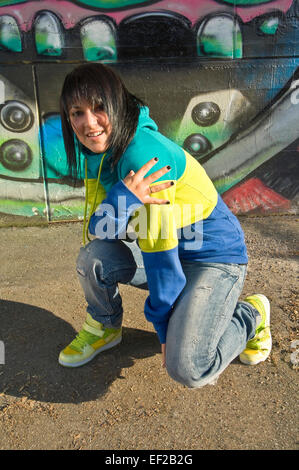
xmin=0 ymin=16 xmax=22 ymax=52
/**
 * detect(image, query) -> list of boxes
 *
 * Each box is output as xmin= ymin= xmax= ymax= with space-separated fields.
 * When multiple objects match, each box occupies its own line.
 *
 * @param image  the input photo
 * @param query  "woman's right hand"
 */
xmin=123 ymin=157 xmax=173 ymax=205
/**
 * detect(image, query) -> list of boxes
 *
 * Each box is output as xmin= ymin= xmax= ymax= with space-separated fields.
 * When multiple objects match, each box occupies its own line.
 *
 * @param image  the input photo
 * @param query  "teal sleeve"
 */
xmin=117 ymin=131 xmax=185 ymax=183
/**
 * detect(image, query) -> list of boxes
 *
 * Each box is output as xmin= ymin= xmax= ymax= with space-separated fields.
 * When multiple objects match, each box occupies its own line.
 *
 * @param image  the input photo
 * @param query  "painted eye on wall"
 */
xmin=191 ymin=102 xmax=221 ymax=127
xmin=183 ymin=133 xmax=212 ymax=160
xmin=0 ymin=101 xmax=34 ymax=132
xmin=0 ymin=139 xmax=32 ymax=171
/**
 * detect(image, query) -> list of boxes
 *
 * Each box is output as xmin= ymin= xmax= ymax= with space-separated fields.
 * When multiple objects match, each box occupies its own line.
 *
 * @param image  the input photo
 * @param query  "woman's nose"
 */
xmin=85 ymin=109 xmax=98 ymax=126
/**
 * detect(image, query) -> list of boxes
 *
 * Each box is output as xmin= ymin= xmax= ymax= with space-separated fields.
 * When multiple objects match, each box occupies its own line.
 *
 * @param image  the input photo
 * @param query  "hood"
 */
xmin=137 ymin=106 xmax=158 ymax=133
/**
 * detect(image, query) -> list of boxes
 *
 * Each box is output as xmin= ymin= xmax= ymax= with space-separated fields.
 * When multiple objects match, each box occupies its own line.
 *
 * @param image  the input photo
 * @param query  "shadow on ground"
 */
xmin=0 ymin=299 xmax=160 ymax=404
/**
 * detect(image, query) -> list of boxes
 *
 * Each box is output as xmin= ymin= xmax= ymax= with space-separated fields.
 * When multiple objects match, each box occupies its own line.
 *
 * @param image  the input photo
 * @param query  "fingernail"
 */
xmin=167 ymin=165 xmax=171 ymax=170
xmin=166 ymin=201 xmax=170 ymax=204
xmin=154 ymin=157 xmax=158 ymax=161
xmin=170 ymin=181 xmax=174 ymax=185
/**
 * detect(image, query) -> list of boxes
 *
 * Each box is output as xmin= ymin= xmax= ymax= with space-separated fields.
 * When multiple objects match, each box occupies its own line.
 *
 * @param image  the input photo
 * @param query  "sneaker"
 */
xmin=58 ymin=313 xmax=122 ymax=367
xmin=239 ymin=294 xmax=272 ymax=366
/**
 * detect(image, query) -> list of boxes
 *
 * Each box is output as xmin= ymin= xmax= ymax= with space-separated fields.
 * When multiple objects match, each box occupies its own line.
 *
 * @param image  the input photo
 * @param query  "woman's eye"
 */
xmin=70 ymin=111 xmax=81 ymax=118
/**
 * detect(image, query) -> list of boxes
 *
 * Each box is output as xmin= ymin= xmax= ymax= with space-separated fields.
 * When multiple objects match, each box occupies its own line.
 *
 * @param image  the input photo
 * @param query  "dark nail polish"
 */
xmin=166 ymin=201 xmax=170 ymax=204
xmin=154 ymin=157 xmax=158 ymax=161
xmin=170 ymin=181 xmax=174 ymax=185
xmin=167 ymin=165 xmax=171 ymax=170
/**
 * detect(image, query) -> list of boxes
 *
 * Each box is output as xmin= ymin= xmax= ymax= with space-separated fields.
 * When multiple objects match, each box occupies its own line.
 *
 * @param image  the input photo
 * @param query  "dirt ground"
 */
xmin=0 ymin=215 xmax=298 ymax=450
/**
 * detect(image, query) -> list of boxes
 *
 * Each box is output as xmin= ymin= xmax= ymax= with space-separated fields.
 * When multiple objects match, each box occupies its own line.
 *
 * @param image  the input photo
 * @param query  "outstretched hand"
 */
xmin=123 ymin=157 xmax=173 ymax=205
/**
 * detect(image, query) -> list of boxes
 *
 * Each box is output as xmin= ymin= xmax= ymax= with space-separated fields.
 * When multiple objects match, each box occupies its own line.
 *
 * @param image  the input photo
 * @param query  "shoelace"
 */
xmin=70 ymin=328 xmax=102 ymax=352
xmin=246 ymin=326 xmax=270 ymax=350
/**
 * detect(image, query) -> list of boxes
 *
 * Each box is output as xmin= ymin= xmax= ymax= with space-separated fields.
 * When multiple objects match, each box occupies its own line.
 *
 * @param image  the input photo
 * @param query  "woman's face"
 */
xmin=68 ymin=101 xmax=112 ymax=154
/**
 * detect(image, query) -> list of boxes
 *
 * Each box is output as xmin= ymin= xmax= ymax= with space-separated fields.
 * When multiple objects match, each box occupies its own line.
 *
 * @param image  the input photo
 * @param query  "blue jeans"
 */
xmin=76 ymin=239 xmax=258 ymax=388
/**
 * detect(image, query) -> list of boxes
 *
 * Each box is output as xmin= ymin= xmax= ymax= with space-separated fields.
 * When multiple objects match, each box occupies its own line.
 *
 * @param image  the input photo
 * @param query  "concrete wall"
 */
xmin=0 ymin=0 xmax=298 ymax=221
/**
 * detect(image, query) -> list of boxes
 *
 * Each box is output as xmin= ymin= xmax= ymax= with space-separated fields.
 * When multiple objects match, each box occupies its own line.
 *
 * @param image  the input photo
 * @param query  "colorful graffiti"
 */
xmin=0 ymin=0 xmax=298 ymax=220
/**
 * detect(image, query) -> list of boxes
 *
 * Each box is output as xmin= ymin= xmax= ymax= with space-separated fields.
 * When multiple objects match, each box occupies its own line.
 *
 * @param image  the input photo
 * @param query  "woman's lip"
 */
xmin=86 ymin=130 xmax=104 ymax=137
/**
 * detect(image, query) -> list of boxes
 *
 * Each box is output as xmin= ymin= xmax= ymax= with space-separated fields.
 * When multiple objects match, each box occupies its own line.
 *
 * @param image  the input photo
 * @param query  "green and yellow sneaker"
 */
xmin=239 ymin=294 xmax=272 ymax=365
xmin=58 ymin=313 xmax=122 ymax=367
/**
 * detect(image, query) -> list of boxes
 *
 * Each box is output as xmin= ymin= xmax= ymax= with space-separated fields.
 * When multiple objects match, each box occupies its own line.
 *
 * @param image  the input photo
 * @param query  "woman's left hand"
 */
xmin=123 ymin=157 xmax=173 ymax=205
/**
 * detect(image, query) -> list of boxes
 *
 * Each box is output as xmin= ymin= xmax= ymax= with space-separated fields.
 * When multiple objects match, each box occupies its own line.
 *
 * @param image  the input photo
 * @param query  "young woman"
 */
xmin=58 ymin=63 xmax=271 ymax=388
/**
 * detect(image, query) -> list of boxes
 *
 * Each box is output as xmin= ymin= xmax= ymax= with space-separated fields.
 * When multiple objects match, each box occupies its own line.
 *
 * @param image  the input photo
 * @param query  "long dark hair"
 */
xmin=60 ymin=63 xmax=144 ymax=181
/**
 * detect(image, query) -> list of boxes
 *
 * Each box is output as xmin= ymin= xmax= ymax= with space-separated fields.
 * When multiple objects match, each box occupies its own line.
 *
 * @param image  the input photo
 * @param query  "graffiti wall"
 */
xmin=0 ymin=0 xmax=298 ymax=221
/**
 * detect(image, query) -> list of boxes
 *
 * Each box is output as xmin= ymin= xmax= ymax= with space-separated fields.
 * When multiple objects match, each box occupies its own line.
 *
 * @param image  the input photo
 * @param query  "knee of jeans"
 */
xmin=166 ymin=353 xmax=215 ymax=389
xmin=166 ymin=362 xmax=199 ymax=388
xmin=76 ymin=246 xmax=92 ymax=278
xmin=165 ymin=350 xmax=197 ymax=388
xmin=76 ymin=240 xmax=136 ymax=284
xmin=76 ymin=247 xmax=109 ymax=284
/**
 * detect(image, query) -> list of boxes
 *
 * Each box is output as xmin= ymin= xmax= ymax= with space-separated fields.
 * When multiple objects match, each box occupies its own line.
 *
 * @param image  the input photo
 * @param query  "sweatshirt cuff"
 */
xmin=153 ymin=321 xmax=168 ymax=344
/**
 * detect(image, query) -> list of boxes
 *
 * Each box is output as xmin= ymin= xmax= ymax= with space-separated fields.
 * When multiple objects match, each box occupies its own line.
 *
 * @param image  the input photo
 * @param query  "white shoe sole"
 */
xmin=58 ymin=336 xmax=122 ymax=368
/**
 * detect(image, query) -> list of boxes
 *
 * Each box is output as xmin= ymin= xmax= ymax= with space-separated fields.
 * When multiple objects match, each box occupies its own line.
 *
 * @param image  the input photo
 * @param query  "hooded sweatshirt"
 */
xmin=84 ymin=106 xmax=248 ymax=343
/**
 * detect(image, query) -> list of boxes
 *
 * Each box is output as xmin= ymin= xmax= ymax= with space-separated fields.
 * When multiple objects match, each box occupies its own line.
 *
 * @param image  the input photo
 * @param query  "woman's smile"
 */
xmin=86 ymin=130 xmax=104 ymax=137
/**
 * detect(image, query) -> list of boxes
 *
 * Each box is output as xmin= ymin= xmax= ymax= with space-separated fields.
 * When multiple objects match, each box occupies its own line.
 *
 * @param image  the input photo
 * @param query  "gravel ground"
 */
xmin=0 ymin=215 xmax=298 ymax=450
